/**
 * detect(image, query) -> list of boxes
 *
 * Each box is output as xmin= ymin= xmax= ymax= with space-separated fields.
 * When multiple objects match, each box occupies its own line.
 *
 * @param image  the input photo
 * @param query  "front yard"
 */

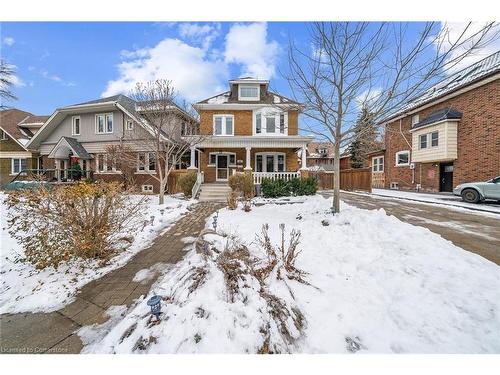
xmin=77 ymin=195 xmax=500 ymax=353
xmin=0 ymin=193 xmax=194 ymax=314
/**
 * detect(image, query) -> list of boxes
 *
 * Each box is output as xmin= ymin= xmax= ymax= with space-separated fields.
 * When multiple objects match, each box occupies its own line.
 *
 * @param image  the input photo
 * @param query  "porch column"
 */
xmin=300 ymin=145 xmax=308 ymax=170
xmin=187 ymin=146 xmax=197 ymax=170
xmin=244 ymin=147 xmax=252 ymax=171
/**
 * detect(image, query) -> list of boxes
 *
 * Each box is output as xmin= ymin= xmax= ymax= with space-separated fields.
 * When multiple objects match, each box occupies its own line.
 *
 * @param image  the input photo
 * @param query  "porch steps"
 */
xmin=198 ymin=183 xmax=232 ymax=202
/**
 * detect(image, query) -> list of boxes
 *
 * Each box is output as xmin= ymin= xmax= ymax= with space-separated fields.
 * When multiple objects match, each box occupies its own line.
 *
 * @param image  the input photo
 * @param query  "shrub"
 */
xmin=227 ymin=191 xmax=238 ymax=210
xmin=178 ymin=171 xmax=197 ymax=197
xmin=228 ymin=172 xmax=255 ymax=199
xmin=6 ymin=181 xmax=145 ymax=269
xmin=260 ymin=177 xmax=318 ymax=198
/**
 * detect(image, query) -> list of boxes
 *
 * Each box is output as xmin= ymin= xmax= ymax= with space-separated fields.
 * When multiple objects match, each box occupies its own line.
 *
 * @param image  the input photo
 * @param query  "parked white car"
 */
xmin=453 ymin=176 xmax=500 ymax=203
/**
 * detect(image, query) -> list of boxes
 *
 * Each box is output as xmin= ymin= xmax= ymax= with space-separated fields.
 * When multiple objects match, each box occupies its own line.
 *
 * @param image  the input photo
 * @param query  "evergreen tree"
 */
xmin=348 ymin=106 xmax=379 ymax=168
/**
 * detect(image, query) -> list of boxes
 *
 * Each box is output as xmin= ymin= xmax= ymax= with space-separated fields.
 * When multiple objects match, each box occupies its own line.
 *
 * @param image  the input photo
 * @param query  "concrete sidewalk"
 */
xmin=0 ymin=202 xmax=222 ymax=354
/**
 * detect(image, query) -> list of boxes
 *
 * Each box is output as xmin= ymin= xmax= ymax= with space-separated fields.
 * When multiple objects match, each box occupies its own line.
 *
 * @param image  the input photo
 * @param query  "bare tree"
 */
xmin=112 ymin=79 xmax=203 ymax=204
xmin=284 ymin=22 xmax=499 ymax=213
xmin=0 ymin=60 xmax=17 ymax=108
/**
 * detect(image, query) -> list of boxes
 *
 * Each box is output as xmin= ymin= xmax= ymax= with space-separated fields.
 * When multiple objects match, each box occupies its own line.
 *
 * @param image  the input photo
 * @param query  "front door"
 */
xmin=216 ymin=154 xmax=229 ymax=181
xmin=439 ymin=162 xmax=454 ymax=192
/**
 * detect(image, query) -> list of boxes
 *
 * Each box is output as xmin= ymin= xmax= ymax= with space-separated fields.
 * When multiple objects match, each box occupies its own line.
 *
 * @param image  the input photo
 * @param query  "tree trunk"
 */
xmin=332 ymin=138 xmax=341 ymax=214
xmin=158 ymin=176 xmax=165 ymax=205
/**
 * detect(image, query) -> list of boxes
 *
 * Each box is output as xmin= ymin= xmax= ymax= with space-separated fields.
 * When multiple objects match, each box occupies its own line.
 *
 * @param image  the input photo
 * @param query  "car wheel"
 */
xmin=461 ymin=188 xmax=480 ymax=203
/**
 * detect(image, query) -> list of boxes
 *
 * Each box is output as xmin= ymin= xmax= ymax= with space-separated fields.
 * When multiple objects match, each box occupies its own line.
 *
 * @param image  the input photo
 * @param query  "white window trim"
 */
xmin=430 ymin=131 xmax=439 ymax=147
xmin=212 ymin=114 xmax=234 ymax=136
xmin=419 ymin=134 xmax=428 ymax=149
xmin=10 ymin=158 xmax=27 ymax=175
xmin=255 ymin=152 xmax=286 ymax=172
xmin=238 ymin=84 xmax=260 ymax=101
xmin=95 ymin=153 xmax=120 ymax=174
xmin=253 ymin=109 xmax=288 ymax=136
xmin=136 ymin=152 xmax=157 ymax=174
xmin=1 ymin=130 xmax=8 ymax=140
xmin=207 ymin=152 xmax=237 ymax=167
xmin=142 ymin=184 xmax=154 ymax=193
xmin=95 ymin=113 xmax=113 ymax=134
xmin=372 ymin=156 xmax=384 ymax=173
xmin=411 ymin=114 xmax=420 ymax=125
xmin=126 ymin=120 xmax=134 ymax=131
xmin=72 ymin=116 xmax=81 ymax=136
xmin=395 ymin=150 xmax=410 ymax=167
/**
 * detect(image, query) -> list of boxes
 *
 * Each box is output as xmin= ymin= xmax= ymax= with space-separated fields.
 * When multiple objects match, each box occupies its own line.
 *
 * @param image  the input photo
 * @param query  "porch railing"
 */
xmin=253 ymin=171 xmax=301 ymax=185
xmin=191 ymin=171 xmax=204 ymax=198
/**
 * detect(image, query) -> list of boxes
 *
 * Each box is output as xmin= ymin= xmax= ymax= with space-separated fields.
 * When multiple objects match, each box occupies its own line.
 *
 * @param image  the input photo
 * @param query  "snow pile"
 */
xmin=0 ymin=193 xmax=194 ymax=314
xmin=79 ymin=195 xmax=500 ymax=353
xmin=370 ymin=188 xmax=500 ymax=215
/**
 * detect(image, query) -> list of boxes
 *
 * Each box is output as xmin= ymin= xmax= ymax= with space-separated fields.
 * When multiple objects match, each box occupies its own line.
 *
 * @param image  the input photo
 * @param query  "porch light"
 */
xmin=147 ymin=295 xmax=162 ymax=320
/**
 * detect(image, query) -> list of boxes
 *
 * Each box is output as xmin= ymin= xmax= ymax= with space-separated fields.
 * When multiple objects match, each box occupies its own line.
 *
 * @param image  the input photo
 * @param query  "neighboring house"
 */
xmin=306 ymin=142 xmax=351 ymax=171
xmin=191 ymin=77 xmax=313 ymax=184
xmin=0 ymin=109 xmax=49 ymax=186
xmin=366 ymin=148 xmax=386 ymax=188
xmin=378 ymin=51 xmax=500 ymax=192
xmin=26 ymin=94 xmax=198 ymax=192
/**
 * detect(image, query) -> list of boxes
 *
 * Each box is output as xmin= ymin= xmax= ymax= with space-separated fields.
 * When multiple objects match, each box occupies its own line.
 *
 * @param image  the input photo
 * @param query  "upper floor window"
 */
xmin=96 ymin=113 xmax=113 ymax=134
xmin=126 ymin=120 xmax=134 ymax=131
xmin=254 ymin=109 xmax=287 ymax=135
xmin=419 ymin=134 xmax=427 ymax=149
xmin=419 ymin=131 xmax=439 ymax=150
xmin=213 ymin=115 xmax=234 ymax=136
xmin=411 ymin=114 xmax=420 ymax=126
xmin=431 ymin=131 xmax=439 ymax=147
xmin=372 ymin=156 xmax=384 ymax=172
xmin=72 ymin=116 xmax=81 ymax=135
xmin=0 ymin=129 xmax=8 ymax=140
xmin=395 ymin=150 xmax=410 ymax=166
xmin=238 ymin=85 xmax=260 ymax=101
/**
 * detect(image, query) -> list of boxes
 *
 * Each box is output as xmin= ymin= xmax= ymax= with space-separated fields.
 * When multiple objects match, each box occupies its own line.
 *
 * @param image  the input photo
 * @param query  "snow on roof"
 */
xmin=383 ymin=51 xmax=500 ymax=122
xmin=207 ymin=92 xmax=230 ymax=104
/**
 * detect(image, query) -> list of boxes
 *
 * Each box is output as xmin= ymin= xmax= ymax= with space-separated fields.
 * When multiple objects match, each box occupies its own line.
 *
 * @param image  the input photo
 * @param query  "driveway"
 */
xmin=0 ymin=202 xmax=222 ymax=354
xmin=321 ymin=191 xmax=500 ymax=266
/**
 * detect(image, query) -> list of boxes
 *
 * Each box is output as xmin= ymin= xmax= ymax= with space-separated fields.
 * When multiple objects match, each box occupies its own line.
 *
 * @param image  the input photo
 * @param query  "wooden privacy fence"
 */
xmin=308 ymin=168 xmax=372 ymax=192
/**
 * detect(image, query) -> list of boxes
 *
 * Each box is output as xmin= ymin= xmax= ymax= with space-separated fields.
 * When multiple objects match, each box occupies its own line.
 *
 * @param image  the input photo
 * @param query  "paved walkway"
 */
xmin=322 ymin=191 xmax=500 ymax=265
xmin=0 ymin=202 xmax=222 ymax=354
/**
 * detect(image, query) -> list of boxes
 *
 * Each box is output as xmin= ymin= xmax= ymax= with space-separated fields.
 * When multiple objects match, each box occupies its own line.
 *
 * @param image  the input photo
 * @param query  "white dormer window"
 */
xmin=238 ymin=85 xmax=260 ymax=101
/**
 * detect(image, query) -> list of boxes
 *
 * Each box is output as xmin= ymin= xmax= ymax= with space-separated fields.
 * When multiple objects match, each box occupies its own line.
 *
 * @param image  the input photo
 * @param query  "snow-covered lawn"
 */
xmin=79 ymin=195 xmax=500 ymax=354
xmin=369 ymin=188 xmax=500 ymax=215
xmin=0 ymin=193 xmax=194 ymax=314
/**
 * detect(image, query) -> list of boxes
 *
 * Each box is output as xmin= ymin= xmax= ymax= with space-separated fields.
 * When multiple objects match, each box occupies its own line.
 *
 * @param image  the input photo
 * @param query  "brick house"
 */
xmin=190 ymin=78 xmax=313 ymax=185
xmin=0 ymin=109 xmax=49 ymax=187
xmin=377 ymin=51 xmax=499 ymax=193
xmin=306 ymin=141 xmax=351 ymax=171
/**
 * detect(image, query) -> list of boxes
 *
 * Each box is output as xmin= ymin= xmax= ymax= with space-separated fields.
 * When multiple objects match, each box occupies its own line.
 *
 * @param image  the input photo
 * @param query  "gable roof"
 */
xmin=18 ymin=115 xmax=50 ymax=126
xmin=382 ymin=51 xmax=500 ymax=123
xmin=48 ymin=137 xmax=92 ymax=159
xmin=0 ymin=108 xmax=46 ymax=149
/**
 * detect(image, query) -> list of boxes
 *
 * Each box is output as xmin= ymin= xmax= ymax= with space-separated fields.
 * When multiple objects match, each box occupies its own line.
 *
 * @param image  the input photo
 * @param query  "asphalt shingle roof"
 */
xmin=412 ymin=108 xmax=463 ymax=129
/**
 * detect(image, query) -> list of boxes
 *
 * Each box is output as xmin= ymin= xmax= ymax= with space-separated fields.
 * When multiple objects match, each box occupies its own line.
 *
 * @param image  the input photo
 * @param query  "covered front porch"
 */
xmin=188 ymin=136 xmax=312 ymax=184
xmin=47 ymin=136 xmax=93 ymax=181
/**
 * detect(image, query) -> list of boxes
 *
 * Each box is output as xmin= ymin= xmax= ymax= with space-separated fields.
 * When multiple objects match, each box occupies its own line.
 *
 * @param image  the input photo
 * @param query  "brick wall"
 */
xmin=384 ymin=78 xmax=500 ymax=192
xmin=199 ymin=109 xmax=299 ymax=136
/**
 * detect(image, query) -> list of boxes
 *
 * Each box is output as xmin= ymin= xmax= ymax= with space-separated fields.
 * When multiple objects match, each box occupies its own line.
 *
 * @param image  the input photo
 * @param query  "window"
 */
xmin=137 ymin=152 xmax=156 ymax=172
xmin=96 ymin=153 xmax=119 ymax=173
xmin=213 ymin=115 xmax=234 ymax=136
xmin=1 ymin=130 xmax=8 ymax=140
xmin=96 ymin=113 xmax=113 ymax=134
xmin=431 ymin=131 xmax=439 ymax=147
xmin=266 ymin=116 xmax=276 ymax=133
xmin=72 ymin=116 xmax=80 ymax=135
xmin=254 ymin=110 xmax=287 ymax=135
xmin=208 ymin=153 xmax=236 ymax=166
xmin=317 ymin=148 xmax=327 ymax=155
xmin=255 ymin=153 xmax=286 ymax=172
xmin=395 ymin=150 xmax=410 ymax=166
xmin=126 ymin=120 xmax=134 ymax=131
xmin=419 ymin=134 xmax=427 ymax=149
xmin=256 ymin=113 xmax=262 ymax=134
xmin=372 ymin=156 xmax=384 ymax=172
xmin=411 ymin=114 xmax=420 ymax=125
xmin=11 ymin=158 xmax=27 ymax=175
xmin=142 ymin=185 xmax=154 ymax=193
xmin=238 ymin=85 xmax=259 ymax=100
